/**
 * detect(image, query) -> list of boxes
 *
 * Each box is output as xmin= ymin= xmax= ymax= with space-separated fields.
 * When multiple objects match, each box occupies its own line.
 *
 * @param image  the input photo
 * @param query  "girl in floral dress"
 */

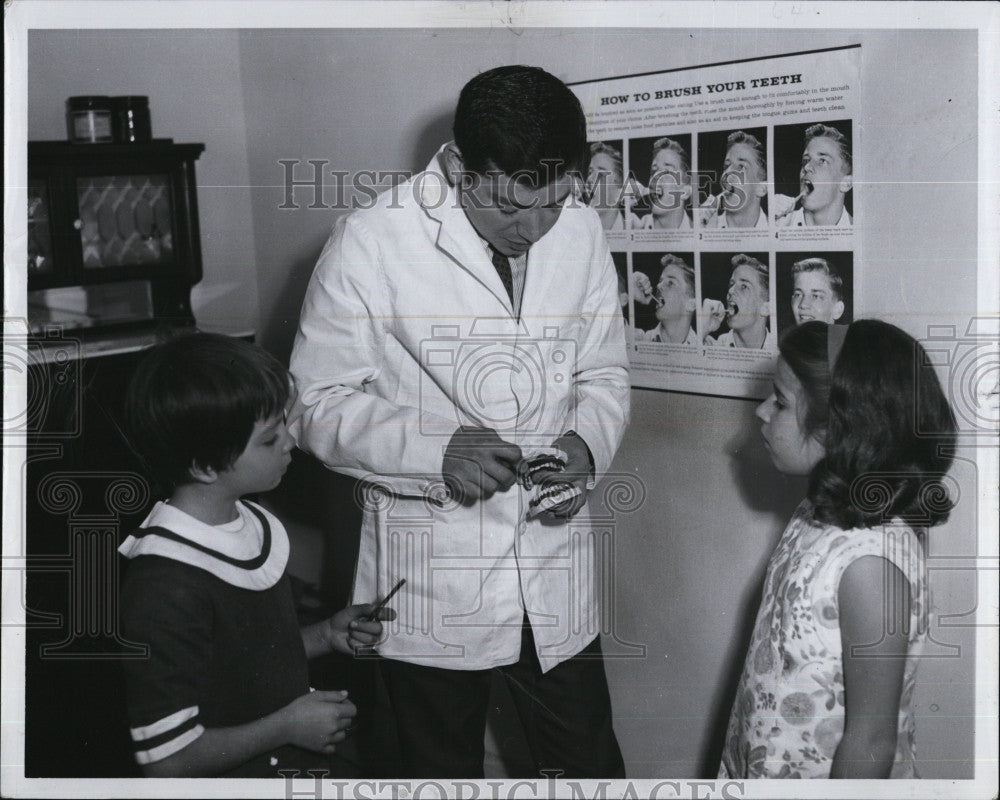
xmin=719 ymin=320 xmax=957 ymax=779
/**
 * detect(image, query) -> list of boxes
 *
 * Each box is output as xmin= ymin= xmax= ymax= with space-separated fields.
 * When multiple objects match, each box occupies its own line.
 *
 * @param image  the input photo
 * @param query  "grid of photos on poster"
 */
xmin=571 ymin=45 xmax=859 ymax=398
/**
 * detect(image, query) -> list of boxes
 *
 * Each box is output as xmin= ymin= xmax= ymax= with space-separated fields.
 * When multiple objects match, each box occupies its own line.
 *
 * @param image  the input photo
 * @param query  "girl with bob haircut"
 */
xmin=119 ymin=333 xmax=389 ymax=777
xmin=125 ymin=332 xmax=292 ymax=491
xmin=719 ymin=319 xmax=957 ymax=779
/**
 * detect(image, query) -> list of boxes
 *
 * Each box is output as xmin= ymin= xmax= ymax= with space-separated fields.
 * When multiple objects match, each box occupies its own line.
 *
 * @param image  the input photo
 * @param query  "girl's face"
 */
xmin=755 ymin=358 xmax=826 ymax=475
xmin=216 ymin=412 xmax=294 ymax=496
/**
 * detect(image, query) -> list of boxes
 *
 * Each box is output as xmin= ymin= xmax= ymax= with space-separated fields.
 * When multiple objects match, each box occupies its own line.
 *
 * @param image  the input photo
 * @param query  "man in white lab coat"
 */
xmin=289 ymin=66 xmax=630 ymax=778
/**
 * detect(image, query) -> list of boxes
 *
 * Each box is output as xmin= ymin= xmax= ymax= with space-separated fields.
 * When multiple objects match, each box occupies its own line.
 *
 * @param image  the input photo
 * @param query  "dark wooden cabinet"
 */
xmin=28 ymin=140 xmax=204 ymax=333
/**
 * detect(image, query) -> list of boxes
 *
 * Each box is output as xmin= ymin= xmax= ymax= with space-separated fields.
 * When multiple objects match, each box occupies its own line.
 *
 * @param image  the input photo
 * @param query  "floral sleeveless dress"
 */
xmin=718 ymin=500 xmax=928 ymax=779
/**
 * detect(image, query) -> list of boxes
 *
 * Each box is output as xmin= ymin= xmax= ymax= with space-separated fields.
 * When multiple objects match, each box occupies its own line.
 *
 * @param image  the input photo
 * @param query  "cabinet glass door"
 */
xmin=76 ymin=174 xmax=174 ymax=268
xmin=28 ymin=178 xmax=54 ymax=276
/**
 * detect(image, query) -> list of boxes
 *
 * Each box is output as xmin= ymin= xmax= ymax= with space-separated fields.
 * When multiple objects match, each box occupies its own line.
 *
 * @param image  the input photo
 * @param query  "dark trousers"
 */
xmin=379 ymin=621 xmax=625 ymax=779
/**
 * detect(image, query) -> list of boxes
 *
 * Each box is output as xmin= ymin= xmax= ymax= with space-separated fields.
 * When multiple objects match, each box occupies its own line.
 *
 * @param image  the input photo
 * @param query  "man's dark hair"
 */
xmin=125 ymin=332 xmax=290 ymax=489
xmin=454 ymin=65 xmax=587 ymax=185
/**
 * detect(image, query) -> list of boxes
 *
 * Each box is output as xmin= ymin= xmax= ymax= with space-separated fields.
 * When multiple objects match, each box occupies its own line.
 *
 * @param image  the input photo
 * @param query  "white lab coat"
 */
xmin=289 ymin=150 xmax=630 ymax=672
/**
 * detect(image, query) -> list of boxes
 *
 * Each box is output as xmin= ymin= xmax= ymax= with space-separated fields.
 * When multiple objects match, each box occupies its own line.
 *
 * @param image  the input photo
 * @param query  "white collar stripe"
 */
xmin=118 ymin=500 xmax=289 ymax=590
xmin=131 ymin=502 xmax=272 ymax=569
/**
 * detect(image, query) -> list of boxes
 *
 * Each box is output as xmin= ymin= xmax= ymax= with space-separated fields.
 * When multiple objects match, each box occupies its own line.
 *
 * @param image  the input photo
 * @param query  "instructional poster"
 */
xmin=570 ymin=45 xmax=860 ymax=398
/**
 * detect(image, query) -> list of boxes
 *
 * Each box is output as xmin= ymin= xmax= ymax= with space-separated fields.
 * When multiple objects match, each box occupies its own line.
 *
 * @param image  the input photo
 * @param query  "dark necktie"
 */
xmin=489 ymin=245 xmax=515 ymax=305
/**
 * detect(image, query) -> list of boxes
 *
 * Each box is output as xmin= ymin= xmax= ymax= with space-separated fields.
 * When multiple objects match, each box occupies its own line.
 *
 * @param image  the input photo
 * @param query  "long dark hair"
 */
xmin=779 ymin=320 xmax=957 ymax=528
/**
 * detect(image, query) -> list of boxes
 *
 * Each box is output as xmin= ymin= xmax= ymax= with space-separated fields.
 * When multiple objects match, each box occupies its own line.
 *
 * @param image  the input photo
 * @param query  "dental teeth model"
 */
xmin=528 ymin=482 xmax=583 ymax=518
xmin=516 ymin=447 xmax=582 ymax=518
xmin=517 ymin=447 xmax=568 ymax=489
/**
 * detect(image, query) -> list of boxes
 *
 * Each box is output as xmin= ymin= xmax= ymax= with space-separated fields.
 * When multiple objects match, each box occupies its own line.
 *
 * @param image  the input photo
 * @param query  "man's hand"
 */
xmin=536 ymin=432 xmax=593 ymax=520
xmin=442 ymin=426 xmax=522 ymax=506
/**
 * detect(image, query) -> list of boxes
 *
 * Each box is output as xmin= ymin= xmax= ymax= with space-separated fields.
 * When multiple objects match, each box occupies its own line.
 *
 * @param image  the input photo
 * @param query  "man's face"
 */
xmin=649 ymin=147 xmax=691 ymax=218
xmin=791 ymin=270 xmax=845 ymax=324
xmin=586 ymin=151 xmax=622 ymax=209
xmin=656 ymin=263 xmax=694 ymax=323
xmin=799 ymin=136 xmax=851 ymax=213
xmin=448 ymin=150 xmax=575 ymax=257
xmin=726 ymin=263 xmax=768 ymax=332
xmin=721 ymin=142 xmax=766 ymax=212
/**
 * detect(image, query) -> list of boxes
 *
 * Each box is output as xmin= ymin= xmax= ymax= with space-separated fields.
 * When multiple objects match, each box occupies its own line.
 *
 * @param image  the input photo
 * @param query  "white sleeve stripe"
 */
xmin=130 ymin=706 xmax=199 ymax=741
xmin=133 ymin=725 xmax=204 ymax=765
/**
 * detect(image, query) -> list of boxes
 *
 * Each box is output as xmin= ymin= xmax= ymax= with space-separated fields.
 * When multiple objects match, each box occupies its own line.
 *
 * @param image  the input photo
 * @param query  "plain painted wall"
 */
xmin=27 ymin=27 xmax=980 ymax=778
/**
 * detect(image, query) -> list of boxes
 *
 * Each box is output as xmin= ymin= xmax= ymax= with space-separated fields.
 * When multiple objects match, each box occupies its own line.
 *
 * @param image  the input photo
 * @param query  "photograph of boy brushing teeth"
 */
xmin=702 ymin=252 xmax=776 ymax=350
xmin=628 ymin=134 xmax=694 ymax=230
xmin=696 ymin=128 xmax=769 ymax=229
xmin=774 ymin=121 xmax=853 ymax=227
